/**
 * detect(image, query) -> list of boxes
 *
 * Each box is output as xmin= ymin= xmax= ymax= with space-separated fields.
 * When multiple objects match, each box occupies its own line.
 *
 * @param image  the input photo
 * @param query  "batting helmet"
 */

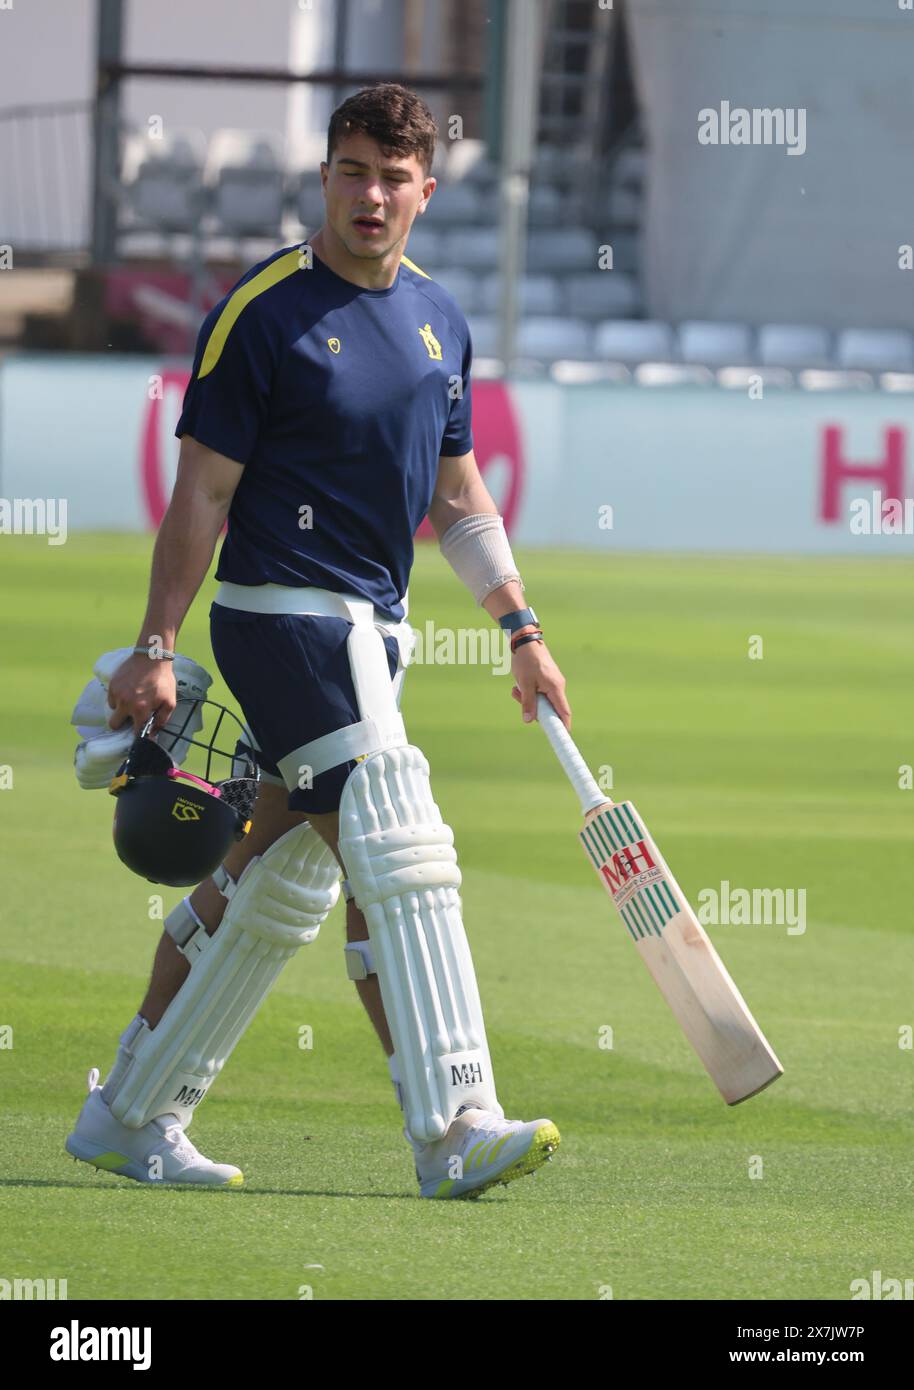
xmin=108 ymin=699 xmax=259 ymax=886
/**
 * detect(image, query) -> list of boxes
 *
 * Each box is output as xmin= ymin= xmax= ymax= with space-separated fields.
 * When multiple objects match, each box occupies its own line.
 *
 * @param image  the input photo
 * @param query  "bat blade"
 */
xmin=580 ymin=800 xmax=783 ymax=1104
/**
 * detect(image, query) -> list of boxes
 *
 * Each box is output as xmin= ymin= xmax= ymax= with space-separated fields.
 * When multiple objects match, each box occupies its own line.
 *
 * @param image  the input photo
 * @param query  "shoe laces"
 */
xmin=158 ymin=1119 xmax=202 ymax=1164
xmin=463 ymin=1109 xmax=521 ymax=1146
xmin=456 ymin=1108 xmax=504 ymax=1147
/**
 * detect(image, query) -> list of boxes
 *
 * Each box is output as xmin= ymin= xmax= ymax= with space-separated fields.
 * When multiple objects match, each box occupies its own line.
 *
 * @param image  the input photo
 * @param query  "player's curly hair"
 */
xmin=327 ymin=83 xmax=437 ymax=177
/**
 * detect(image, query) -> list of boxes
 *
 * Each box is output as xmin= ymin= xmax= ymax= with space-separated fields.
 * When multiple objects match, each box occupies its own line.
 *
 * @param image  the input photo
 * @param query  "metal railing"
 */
xmin=0 ymin=101 xmax=93 ymax=257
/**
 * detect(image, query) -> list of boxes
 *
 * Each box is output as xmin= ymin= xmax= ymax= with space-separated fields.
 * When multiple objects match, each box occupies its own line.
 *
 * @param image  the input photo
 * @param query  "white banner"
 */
xmin=2 ymin=356 xmax=912 ymax=552
xmin=510 ymin=383 xmax=914 ymax=553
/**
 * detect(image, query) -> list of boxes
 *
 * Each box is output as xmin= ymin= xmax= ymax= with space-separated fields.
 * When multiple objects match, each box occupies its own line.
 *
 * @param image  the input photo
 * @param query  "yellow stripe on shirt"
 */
xmin=401 ymin=254 xmax=430 ymax=280
xmin=198 ymin=247 xmax=304 ymax=378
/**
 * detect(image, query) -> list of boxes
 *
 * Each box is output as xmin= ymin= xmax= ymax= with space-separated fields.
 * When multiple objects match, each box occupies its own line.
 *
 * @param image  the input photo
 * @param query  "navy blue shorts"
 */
xmin=209 ymin=602 xmax=401 ymax=815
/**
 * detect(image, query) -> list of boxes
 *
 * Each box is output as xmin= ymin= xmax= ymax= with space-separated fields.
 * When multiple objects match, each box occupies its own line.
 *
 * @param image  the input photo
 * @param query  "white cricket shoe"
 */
xmin=65 ymin=1068 xmax=244 ymax=1187
xmin=414 ymin=1106 xmax=560 ymax=1199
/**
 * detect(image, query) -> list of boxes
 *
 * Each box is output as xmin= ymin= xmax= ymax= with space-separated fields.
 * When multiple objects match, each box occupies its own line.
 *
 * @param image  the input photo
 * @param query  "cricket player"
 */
xmin=67 ymin=83 xmax=572 ymax=1199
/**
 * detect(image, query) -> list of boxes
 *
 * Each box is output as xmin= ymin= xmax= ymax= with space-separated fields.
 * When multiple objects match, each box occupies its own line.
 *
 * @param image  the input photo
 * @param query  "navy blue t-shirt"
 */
xmin=175 ymin=243 xmax=474 ymax=621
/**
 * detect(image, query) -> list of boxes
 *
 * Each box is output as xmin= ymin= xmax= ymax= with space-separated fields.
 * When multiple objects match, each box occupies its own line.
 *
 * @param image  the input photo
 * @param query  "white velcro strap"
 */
xmin=212 ymin=863 xmax=238 ymax=900
xmin=277 ymin=619 xmax=408 ymax=782
xmin=215 ymin=582 xmax=378 ymax=622
xmin=164 ymin=896 xmax=209 ymax=963
xmin=277 ymin=712 xmax=407 ymax=784
xmin=438 ymin=512 xmax=523 ymax=605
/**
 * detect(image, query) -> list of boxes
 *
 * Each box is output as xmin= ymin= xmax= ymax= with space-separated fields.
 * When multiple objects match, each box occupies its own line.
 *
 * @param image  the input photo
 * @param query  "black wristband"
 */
xmin=499 ymin=607 xmax=539 ymax=633
xmin=512 ymin=631 xmax=544 ymax=652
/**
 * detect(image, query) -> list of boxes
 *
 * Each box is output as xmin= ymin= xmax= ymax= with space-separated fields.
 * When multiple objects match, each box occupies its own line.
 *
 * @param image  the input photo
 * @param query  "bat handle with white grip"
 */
xmin=535 ymin=693 xmax=609 ymax=817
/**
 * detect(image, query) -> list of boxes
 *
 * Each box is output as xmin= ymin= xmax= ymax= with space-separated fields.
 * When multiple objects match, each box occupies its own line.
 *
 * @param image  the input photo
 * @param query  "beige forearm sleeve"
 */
xmin=438 ymin=513 xmax=524 ymax=605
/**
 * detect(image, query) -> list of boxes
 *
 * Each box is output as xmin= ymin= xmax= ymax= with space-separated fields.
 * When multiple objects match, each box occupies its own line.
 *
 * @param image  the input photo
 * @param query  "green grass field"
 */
xmin=1 ymin=537 xmax=912 ymax=1301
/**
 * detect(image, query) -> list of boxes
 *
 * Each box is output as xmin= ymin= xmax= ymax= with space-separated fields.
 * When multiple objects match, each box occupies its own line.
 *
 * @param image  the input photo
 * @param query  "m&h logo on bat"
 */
xmin=600 ymin=840 xmax=657 ymax=897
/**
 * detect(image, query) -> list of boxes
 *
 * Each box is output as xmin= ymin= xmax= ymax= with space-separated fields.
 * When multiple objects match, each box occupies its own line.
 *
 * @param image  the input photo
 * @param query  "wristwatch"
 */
xmin=498 ymin=607 xmax=539 ymax=633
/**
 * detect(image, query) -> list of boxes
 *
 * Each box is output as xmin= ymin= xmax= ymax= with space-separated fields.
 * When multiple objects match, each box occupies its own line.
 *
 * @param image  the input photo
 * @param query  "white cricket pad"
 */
xmin=338 ymin=744 xmax=503 ymax=1143
xmin=107 ymin=821 xmax=340 ymax=1128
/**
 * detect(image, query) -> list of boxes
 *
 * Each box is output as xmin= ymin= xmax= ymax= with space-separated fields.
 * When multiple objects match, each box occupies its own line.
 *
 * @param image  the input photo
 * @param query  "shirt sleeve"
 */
xmin=439 ymin=322 xmax=474 ymax=458
xmin=175 ymin=294 xmax=277 ymax=466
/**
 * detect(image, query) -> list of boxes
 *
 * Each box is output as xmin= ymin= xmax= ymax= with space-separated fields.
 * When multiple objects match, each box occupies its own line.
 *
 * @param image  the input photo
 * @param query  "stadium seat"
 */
xmin=464 ymin=315 xmax=594 ymax=365
xmin=600 ymin=229 xmax=639 ymax=273
xmin=527 ymin=229 xmax=598 ymax=272
xmin=799 ymin=368 xmax=876 ymax=392
xmin=122 ymin=129 xmax=206 ymax=233
xmin=517 ymin=316 xmax=594 ymax=361
xmin=594 ymin=319 xmax=675 ymax=364
xmin=551 ymin=360 xmax=632 ymax=385
xmin=527 ymin=185 xmax=563 ymax=226
xmin=208 ymin=130 xmax=285 ymax=237
xmin=446 ymin=139 xmax=497 ymax=187
xmin=294 ymin=171 xmax=325 ymax=228
xmin=758 ymin=324 xmax=832 ymax=368
xmin=480 ymin=272 xmax=560 ymax=315
xmin=836 ymin=328 xmax=914 ymax=372
xmin=634 ymin=363 xmax=714 ymax=387
xmin=466 ymin=315 xmax=499 ymax=358
xmin=611 ymin=147 xmax=647 ymax=190
xmin=879 ymin=371 xmax=914 ymax=394
xmin=602 ymin=186 xmax=642 ymax=227
xmin=717 ymin=366 xmax=794 ymax=391
xmin=403 ymin=223 xmax=445 ymax=269
xmin=678 ymin=321 xmax=754 ymax=366
xmin=444 ymin=226 xmax=501 ymax=270
xmin=423 ymin=182 xmax=484 ymax=225
xmin=532 ymin=145 xmax=568 ymax=182
xmin=430 ymin=144 xmax=449 ymax=181
xmin=433 ymin=268 xmax=484 ymax=313
xmin=566 ymin=272 xmax=639 ymax=320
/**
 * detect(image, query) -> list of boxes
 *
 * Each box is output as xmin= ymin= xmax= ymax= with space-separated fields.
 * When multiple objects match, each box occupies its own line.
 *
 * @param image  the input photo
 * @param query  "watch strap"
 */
xmin=498 ymin=607 xmax=538 ymax=633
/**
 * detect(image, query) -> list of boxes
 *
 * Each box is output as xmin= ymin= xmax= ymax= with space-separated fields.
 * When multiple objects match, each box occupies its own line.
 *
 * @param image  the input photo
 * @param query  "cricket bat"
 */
xmin=536 ymin=694 xmax=782 ymax=1104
